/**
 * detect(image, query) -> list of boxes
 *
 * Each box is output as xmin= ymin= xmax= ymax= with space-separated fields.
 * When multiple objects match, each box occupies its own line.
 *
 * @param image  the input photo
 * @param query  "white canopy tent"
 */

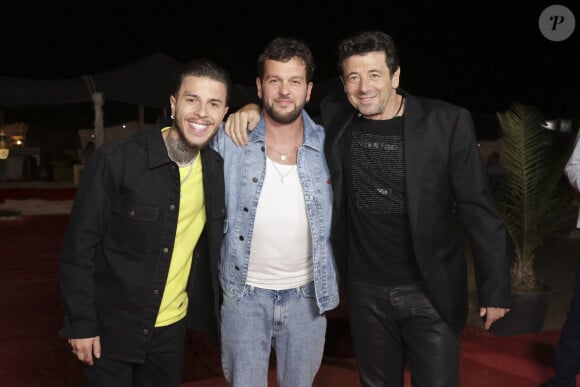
xmin=0 ymin=52 xmax=182 ymax=147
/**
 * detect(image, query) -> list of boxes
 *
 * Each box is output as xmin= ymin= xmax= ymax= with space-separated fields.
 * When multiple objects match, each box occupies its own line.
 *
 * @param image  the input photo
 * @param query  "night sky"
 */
xmin=1 ymin=1 xmax=578 ymax=136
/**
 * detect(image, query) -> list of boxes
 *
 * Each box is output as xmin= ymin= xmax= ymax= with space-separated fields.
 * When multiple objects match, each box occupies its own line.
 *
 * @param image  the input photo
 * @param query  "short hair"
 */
xmin=173 ymin=58 xmax=232 ymax=105
xmin=257 ymin=37 xmax=316 ymax=82
xmin=337 ymin=31 xmax=400 ymax=77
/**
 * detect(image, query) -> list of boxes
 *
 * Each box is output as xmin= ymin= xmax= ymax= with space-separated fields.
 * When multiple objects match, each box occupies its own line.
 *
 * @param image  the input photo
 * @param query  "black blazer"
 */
xmin=321 ymin=90 xmax=511 ymax=332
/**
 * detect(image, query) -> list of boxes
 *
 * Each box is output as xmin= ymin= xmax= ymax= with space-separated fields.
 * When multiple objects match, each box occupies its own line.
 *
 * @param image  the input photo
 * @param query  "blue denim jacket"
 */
xmin=211 ymin=110 xmax=339 ymax=314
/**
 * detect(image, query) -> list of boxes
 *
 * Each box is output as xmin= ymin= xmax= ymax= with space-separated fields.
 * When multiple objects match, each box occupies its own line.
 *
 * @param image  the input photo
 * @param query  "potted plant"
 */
xmin=489 ymin=102 xmax=575 ymax=335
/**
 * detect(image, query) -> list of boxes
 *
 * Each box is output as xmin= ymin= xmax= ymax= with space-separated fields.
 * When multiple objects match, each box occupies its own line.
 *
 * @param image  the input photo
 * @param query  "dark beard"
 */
xmin=263 ymin=101 xmax=303 ymax=124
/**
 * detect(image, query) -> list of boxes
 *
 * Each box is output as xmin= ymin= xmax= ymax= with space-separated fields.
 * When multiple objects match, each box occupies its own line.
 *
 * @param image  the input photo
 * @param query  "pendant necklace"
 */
xmin=266 ymin=146 xmax=295 ymax=184
xmin=269 ymin=158 xmax=296 ymax=184
xmin=268 ymin=144 xmax=298 ymax=162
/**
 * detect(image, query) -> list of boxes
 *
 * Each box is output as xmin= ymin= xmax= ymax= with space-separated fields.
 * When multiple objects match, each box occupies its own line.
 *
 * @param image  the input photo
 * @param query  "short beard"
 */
xmin=263 ymin=101 xmax=304 ymax=124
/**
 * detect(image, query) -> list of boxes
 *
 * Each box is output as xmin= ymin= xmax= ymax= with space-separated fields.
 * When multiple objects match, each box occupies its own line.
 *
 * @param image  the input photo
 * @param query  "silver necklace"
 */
xmin=267 ymin=144 xmax=299 ymax=162
xmin=180 ymin=163 xmax=194 ymax=185
xmin=178 ymin=158 xmax=196 ymax=185
xmin=269 ymin=158 xmax=296 ymax=184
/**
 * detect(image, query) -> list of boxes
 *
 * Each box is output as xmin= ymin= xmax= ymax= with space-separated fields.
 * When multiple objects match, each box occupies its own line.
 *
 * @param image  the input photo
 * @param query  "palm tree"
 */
xmin=494 ymin=102 xmax=574 ymax=293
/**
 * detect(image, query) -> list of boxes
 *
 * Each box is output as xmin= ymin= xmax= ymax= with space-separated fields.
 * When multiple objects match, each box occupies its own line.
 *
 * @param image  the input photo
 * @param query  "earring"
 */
xmin=170 ymin=114 xmax=175 ymax=120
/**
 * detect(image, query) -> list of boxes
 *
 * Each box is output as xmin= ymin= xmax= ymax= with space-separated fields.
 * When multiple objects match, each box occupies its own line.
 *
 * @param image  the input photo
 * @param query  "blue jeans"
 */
xmin=548 ymin=260 xmax=580 ymax=387
xmin=220 ymin=281 xmax=326 ymax=387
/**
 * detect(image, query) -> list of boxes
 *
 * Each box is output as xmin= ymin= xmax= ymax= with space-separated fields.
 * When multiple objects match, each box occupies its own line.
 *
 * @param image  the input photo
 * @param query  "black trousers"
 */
xmin=347 ymin=282 xmax=460 ymax=387
xmin=84 ymin=318 xmax=187 ymax=387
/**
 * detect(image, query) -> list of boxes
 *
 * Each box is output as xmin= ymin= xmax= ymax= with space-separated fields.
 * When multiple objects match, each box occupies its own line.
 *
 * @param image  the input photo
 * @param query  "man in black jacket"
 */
xmin=59 ymin=59 xmax=229 ymax=387
xmin=320 ymin=31 xmax=511 ymax=387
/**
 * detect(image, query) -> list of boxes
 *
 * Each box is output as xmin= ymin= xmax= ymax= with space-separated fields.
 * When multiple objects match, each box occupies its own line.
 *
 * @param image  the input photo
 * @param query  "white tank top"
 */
xmin=246 ymin=157 xmax=313 ymax=290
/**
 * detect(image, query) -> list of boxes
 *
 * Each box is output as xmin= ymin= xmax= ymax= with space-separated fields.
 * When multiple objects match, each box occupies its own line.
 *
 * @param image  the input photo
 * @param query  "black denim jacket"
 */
xmin=59 ymin=123 xmax=225 ymax=362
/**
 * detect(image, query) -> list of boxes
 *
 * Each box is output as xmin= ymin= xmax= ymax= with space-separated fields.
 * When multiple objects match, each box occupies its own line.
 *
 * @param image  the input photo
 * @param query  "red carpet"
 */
xmin=0 ymin=189 xmax=575 ymax=386
xmin=0 ymin=187 xmax=77 ymax=201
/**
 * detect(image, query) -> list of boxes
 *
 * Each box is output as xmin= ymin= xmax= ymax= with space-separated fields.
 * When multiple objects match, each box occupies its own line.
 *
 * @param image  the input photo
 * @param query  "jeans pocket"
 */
xmin=299 ymin=281 xmax=316 ymax=299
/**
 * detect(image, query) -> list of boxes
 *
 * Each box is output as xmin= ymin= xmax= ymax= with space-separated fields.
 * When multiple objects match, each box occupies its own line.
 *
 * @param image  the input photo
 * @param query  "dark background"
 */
xmin=0 ymin=1 xmax=578 ymax=140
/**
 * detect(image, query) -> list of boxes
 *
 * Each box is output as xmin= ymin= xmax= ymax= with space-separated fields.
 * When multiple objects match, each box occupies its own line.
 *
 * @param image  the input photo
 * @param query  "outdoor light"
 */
xmin=11 ymin=135 xmax=24 ymax=147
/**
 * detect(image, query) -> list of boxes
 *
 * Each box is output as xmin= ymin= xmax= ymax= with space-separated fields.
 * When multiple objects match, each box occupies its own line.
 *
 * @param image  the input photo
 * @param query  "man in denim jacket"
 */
xmin=211 ymin=37 xmax=339 ymax=387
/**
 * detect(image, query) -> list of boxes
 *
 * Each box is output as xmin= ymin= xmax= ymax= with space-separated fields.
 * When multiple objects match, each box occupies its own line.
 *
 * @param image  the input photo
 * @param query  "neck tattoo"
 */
xmin=166 ymin=130 xmax=198 ymax=167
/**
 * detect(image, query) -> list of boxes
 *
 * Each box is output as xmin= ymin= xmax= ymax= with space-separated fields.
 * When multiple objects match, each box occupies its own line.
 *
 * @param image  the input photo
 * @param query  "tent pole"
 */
xmin=92 ymin=92 xmax=104 ymax=147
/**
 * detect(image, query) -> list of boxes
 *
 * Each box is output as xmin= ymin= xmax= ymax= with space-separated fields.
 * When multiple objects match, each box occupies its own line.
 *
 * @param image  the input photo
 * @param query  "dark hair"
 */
xmin=173 ymin=58 xmax=232 ymax=105
xmin=257 ymin=37 xmax=316 ymax=82
xmin=337 ymin=31 xmax=400 ymax=77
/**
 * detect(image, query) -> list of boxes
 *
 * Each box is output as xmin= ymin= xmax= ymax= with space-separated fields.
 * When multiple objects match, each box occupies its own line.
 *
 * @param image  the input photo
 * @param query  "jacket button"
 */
xmin=169 ymin=204 xmax=176 ymax=211
xmin=129 ymin=209 xmax=136 ymax=216
xmin=243 ymin=207 xmax=249 ymax=212
xmin=163 ymin=247 xmax=169 ymax=254
xmin=153 ymin=289 xmax=159 ymax=295
xmin=221 ymin=208 xmax=226 ymax=215
xmin=142 ymin=328 xmax=150 ymax=335
xmin=239 ymin=236 xmax=244 ymax=241
xmin=252 ymin=177 xmax=258 ymax=183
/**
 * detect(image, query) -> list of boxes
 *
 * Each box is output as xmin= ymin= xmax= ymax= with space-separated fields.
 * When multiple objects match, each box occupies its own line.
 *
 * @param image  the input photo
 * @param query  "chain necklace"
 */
xmin=165 ymin=129 xmax=198 ymax=185
xmin=180 ymin=163 xmax=194 ymax=185
xmin=269 ymin=158 xmax=296 ymax=184
xmin=177 ymin=157 xmax=196 ymax=185
xmin=391 ymin=95 xmax=405 ymax=119
xmin=267 ymin=144 xmax=299 ymax=162
xmin=266 ymin=146 xmax=296 ymax=184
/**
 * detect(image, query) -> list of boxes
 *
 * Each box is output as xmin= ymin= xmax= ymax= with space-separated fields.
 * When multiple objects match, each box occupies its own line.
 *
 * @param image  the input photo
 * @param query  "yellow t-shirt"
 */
xmin=155 ymin=148 xmax=205 ymax=327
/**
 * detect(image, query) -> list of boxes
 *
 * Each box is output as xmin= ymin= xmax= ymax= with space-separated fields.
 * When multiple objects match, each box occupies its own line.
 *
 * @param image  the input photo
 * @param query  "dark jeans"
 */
xmin=548 ymin=260 xmax=580 ymax=387
xmin=348 ymin=281 xmax=460 ymax=387
xmin=84 ymin=318 xmax=187 ymax=387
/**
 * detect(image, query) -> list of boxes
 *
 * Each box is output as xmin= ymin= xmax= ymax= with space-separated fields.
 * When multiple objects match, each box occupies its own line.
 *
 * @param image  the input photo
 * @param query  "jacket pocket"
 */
xmin=107 ymin=201 xmax=159 ymax=256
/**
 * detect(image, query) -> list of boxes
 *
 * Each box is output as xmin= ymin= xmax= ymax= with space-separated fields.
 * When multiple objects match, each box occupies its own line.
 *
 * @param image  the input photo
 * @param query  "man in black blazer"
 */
xmin=223 ymin=30 xmax=512 ymax=387
xmin=321 ymin=30 xmax=511 ymax=387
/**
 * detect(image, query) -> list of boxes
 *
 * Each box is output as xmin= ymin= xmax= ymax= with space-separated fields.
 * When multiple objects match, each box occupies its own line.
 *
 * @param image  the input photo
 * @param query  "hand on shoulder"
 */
xmin=224 ymin=103 xmax=261 ymax=146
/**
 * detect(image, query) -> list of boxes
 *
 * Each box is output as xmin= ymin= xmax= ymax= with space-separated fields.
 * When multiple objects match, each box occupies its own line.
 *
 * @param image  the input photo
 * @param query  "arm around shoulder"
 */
xmin=224 ymin=103 xmax=261 ymax=146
